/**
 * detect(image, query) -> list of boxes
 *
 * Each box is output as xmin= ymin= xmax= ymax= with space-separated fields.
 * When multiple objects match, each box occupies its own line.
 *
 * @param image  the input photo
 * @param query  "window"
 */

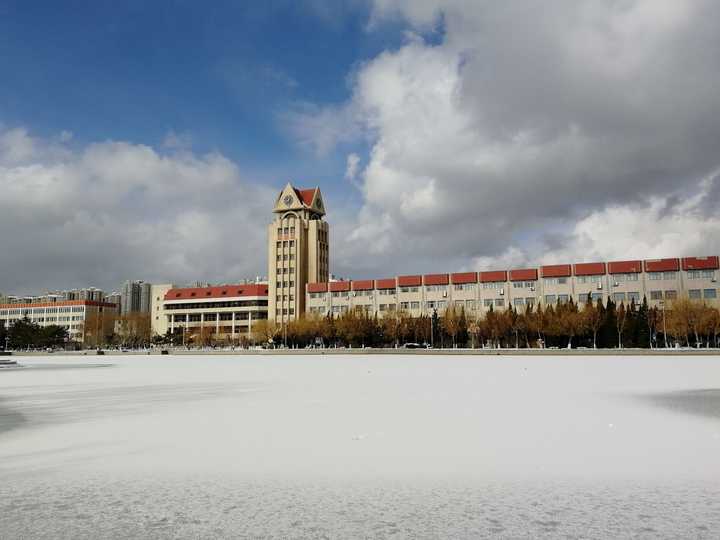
xmin=663 ymin=271 xmax=677 ymax=280
xmin=513 ymin=282 xmax=525 ymax=289
xmin=454 ymin=300 xmax=464 ymax=308
xmin=557 ymin=294 xmax=569 ymax=304
xmin=400 ymin=302 xmax=410 ymax=310
xmin=378 ymin=289 xmax=394 ymax=295
xmin=454 ymin=283 xmax=475 ymax=291
xmin=544 ymin=295 xmax=556 ymax=304
xmin=591 ymin=293 xmax=603 ymax=302
xmin=525 ymin=298 xmax=535 ymax=306
xmin=425 ymin=285 xmax=448 ymax=293
xmin=482 ymin=281 xmax=503 ymax=289
xmin=513 ymin=298 xmax=524 ymax=306
xmin=544 ymin=277 xmax=568 ymax=285
xmin=399 ymin=286 xmax=419 ymax=293
xmin=411 ymin=301 xmax=421 ymax=310
xmin=466 ymin=300 xmax=476 ymax=311
xmin=689 ymin=289 xmax=702 ymax=299
xmin=495 ymin=299 xmax=505 ymax=307
xmin=665 ymin=290 xmax=677 ymax=300
xmin=483 ymin=299 xmax=493 ymax=307
xmin=436 ymin=301 xmax=446 ymax=309
xmin=379 ymin=304 xmax=388 ymax=311
xmin=702 ymin=270 xmax=715 ymax=279
xmin=627 ymin=292 xmax=640 ymax=303
xmin=650 ymin=290 xmax=663 ymax=300
xmin=704 ymin=289 xmax=717 ymax=299
xmin=647 ymin=272 xmax=662 ymax=281
xmin=613 ymin=292 xmax=626 ymax=302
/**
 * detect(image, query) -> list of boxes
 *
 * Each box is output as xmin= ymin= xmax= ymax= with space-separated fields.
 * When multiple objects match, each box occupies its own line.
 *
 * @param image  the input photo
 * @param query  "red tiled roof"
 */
xmin=509 ymin=268 xmax=538 ymax=281
xmin=398 ymin=275 xmax=422 ymax=287
xmin=329 ymin=281 xmax=351 ymax=292
xmin=295 ymin=187 xmax=316 ymax=207
xmin=375 ymin=278 xmax=397 ymax=289
xmin=351 ymin=280 xmax=374 ymax=291
xmin=541 ymin=264 xmax=571 ymax=278
xmin=608 ymin=260 xmax=642 ymax=274
xmin=479 ymin=270 xmax=507 ymax=282
xmin=0 ymin=300 xmax=116 ymax=309
xmin=644 ymin=258 xmax=679 ymax=272
xmin=682 ymin=256 xmax=719 ymax=270
xmin=451 ymin=272 xmax=478 ymax=284
xmin=424 ymin=274 xmax=449 ymax=285
xmin=307 ymin=282 xmax=328 ymax=293
xmin=574 ymin=262 xmax=606 ymax=276
xmin=165 ymin=284 xmax=268 ymax=301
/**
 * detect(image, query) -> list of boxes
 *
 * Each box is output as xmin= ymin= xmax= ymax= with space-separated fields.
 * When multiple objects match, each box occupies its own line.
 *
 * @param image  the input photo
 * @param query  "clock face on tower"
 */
xmin=283 ymin=195 xmax=293 ymax=206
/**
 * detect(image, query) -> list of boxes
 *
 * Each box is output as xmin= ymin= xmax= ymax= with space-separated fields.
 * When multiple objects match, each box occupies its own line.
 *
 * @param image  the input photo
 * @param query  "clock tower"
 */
xmin=268 ymin=183 xmax=329 ymax=325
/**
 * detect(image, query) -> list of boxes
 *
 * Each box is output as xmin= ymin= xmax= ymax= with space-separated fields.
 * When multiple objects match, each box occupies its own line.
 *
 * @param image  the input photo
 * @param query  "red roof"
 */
xmin=644 ymin=258 xmax=679 ymax=272
xmin=376 ymin=278 xmax=397 ymax=289
xmin=541 ymin=264 xmax=571 ymax=278
xmin=0 ymin=300 xmax=117 ymax=310
xmin=295 ymin=187 xmax=316 ymax=207
xmin=608 ymin=260 xmax=642 ymax=274
xmin=480 ymin=270 xmax=507 ymax=282
xmin=398 ymin=275 xmax=422 ymax=287
xmin=351 ymin=280 xmax=374 ymax=291
xmin=509 ymin=268 xmax=538 ymax=281
xmin=307 ymin=282 xmax=328 ymax=293
xmin=682 ymin=256 xmax=719 ymax=270
xmin=451 ymin=272 xmax=478 ymax=284
xmin=424 ymin=273 xmax=449 ymax=286
xmin=165 ymin=284 xmax=268 ymax=301
xmin=574 ymin=262 xmax=606 ymax=276
xmin=329 ymin=281 xmax=351 ymax=292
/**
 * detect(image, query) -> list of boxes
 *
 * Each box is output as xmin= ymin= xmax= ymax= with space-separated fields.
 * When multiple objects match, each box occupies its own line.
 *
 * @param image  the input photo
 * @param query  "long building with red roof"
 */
xmin=306 ymin=256 xmax=719 ymax=318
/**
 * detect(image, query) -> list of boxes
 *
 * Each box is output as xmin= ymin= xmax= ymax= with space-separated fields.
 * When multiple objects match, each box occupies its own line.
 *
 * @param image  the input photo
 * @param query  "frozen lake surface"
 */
xmin=1 ymin=354 xmax=720 ymax=538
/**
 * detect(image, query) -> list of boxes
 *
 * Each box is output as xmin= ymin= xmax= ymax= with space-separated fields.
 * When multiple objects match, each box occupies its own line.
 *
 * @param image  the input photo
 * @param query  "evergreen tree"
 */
xmin=636 ymin=296 xmax=651 ymax=348
xmin=600 ymin=298 xmax=617 ymax=348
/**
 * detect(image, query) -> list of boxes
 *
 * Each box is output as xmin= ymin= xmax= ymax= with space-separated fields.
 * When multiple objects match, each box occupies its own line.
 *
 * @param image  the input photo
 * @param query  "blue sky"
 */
xmin=1 ymin=1 xmax=720 ymax=294
xmin=0 ymin=1 xmax=401 ymax=200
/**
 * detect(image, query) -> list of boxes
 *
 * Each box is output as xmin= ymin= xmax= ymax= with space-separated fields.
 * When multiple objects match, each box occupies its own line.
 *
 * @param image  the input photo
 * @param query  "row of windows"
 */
xmin=164 ymin=301 xmax=268 ymax=310
xmin=647 ymin=271 xmax=678 ymax=280
xmin=0 ymin=306 xmax=84 ymax=316
xmin=277 ymin=281 xmax=295 ymax=289
xmin=170 ymin=312 xmax=268 ymax=322
xmin=275 ymin=240 xmax=296 ymax=249
xmin=276 ymin=226 xmax=296 ymax=236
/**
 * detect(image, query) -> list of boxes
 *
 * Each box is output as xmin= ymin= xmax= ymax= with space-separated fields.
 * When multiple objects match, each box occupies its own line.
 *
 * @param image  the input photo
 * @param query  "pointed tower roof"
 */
xmin=273 ymin=182 xmax=325 ymax=216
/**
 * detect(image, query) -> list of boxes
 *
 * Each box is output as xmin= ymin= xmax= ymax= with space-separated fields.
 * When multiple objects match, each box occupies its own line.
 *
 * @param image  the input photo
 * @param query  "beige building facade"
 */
xmin=306 ymin=257 xmax=720 ymax=318
xmin=154 ymin=284 xmax=269 ymax=342
xmin=267 ymin=183 xmax=329 ymax=325
xmin=0 ymin=300 xmax=118 ymax=343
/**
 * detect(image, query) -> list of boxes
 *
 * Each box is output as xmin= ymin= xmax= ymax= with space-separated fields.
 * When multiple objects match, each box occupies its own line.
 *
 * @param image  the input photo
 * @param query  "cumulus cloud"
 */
xmin=0 ymin=126 xmax=274 ymax=295
xmin=296 ymin=0 xmax=720 ymax=276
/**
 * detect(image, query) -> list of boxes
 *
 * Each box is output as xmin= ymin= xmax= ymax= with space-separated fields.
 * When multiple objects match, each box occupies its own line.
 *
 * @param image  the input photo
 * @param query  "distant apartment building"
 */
xmin=306 ymin=257 xmax=720 ymax=318
xmin=120 ymin=280 xmax=152 ymax=315
xmin=267 ymin=183 xmax=329 ymax=325
xmin=151 ymin=283 xmax=269 ymax=341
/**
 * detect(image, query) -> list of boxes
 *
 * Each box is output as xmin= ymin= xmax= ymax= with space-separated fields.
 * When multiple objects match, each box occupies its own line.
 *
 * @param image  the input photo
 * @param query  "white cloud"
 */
xmin=344 ymin=153 xmax=361 ymax=182
xmin=0 ymin=126 xmax=274 ymax=294
xmin=292 ymin=0 xmax=720 ymax=277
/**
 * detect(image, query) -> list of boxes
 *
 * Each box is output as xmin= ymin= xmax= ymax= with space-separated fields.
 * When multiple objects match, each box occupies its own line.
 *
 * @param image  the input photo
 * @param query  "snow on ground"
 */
xmin=1 ymin=354 xmax=719 ymax=538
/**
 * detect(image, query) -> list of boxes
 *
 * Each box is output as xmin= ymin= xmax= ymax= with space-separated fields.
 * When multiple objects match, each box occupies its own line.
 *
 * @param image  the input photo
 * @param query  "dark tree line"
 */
xmin=2 ymin=317 xmax=69 ymax=350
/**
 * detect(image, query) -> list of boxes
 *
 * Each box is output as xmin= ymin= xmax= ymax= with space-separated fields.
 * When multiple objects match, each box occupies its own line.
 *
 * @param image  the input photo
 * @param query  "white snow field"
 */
xmin=1 ymin=354 xmax=719 ymax=538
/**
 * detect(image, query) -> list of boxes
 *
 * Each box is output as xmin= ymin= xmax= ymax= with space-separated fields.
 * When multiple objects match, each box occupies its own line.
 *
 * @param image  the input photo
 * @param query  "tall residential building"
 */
xmin=120 ymin=280 xmax=152 ymax=315
xmin=268 ymin=183 xmax=329 ymax=324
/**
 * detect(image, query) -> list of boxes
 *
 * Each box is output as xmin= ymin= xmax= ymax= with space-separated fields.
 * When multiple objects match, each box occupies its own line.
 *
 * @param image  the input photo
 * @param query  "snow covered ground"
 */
xmin=1 ymin=354 xmax=719 ymax=538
